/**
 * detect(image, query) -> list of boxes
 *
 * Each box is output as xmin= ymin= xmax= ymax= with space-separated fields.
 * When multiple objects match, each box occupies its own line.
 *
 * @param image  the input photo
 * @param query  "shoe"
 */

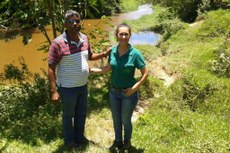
xmin=75 ymin=137 xmax=90 ymax=145
xmin=109 ymin=140 xmax=123 ymax=150
xmin=65 ymin=142 xmax=78 ymax=149
xmin=123 ymin=141 xmax=131 ymax=150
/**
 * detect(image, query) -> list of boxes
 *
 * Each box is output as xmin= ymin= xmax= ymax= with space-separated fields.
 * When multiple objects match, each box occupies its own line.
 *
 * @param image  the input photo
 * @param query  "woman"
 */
xmin=90 ymin=23 xmax=148 ymax=150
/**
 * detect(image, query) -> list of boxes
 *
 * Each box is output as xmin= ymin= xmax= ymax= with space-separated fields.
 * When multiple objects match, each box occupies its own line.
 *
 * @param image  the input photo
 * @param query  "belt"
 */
xmin=111 ymin=86 xmax=129 ymax=92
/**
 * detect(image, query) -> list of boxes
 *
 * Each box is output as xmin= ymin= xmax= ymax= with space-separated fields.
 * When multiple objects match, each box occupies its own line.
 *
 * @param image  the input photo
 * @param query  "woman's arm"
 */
xmin=124 ymin=66 xmax=148 ymax=96
xmin=132 ymin=66 xmax=148 ymax=90
xmin=89 ymin=63 xmax=112 ymax=74
xmin=89 ymin=47 xmax=112 ymax=61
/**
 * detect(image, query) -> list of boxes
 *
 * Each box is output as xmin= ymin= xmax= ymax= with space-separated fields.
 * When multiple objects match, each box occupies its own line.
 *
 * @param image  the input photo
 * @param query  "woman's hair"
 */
xmin=115 ymin=23 xmax=132 ymax=36
xmin=64 ymin=10 xmax=81 ymax=23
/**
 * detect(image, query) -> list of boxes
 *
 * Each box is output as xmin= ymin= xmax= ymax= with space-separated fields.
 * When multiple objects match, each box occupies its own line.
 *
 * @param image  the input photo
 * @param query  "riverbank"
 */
xmin=128 ymin=6 xmax=230 ymax=153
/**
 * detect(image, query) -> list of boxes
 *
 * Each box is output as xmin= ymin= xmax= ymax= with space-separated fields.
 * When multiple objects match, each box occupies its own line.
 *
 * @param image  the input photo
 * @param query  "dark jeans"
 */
xmin=59 ymin=84 xmax=88 ymax=145
xmin=109 ymin=87 xmax=138 ymax=142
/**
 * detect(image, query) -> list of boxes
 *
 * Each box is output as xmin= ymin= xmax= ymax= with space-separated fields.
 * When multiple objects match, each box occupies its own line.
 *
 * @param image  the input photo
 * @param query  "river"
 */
xmin=0 ymin=4 xmax=158 ymax=74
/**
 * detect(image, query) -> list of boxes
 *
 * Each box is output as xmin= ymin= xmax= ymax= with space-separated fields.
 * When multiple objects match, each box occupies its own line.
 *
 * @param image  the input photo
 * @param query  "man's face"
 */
xmin=65 ymin=15 xmax=81 ymax=33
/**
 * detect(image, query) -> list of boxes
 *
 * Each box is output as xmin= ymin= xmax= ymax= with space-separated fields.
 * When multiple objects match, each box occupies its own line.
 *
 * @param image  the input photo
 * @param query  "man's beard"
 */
xmin=71 ymin=25 xmax=81 ymax=33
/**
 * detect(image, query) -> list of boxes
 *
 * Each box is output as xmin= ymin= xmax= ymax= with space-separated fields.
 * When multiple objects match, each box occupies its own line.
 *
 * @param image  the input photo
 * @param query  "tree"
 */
xmin=0 ymin=0 xmax=120 ymax=50
xmin=0 ymin=0 xmax=66 ymax=45
xmin=146 ymin=0 xmax=228 ymax=23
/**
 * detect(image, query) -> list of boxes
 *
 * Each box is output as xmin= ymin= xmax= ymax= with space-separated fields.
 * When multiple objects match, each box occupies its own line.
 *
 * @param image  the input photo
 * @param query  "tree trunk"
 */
xmin=46 ymin=0 xmax=57 ymax=39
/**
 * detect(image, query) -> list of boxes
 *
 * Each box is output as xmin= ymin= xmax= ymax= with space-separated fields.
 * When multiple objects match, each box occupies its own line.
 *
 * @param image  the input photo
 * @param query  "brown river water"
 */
xmin=0 ymin=4 xmax=154 ymax=75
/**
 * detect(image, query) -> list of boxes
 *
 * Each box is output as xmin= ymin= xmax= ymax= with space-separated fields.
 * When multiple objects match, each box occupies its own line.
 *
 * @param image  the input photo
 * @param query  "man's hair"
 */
xmin=64 ymin=10 xmax=81 ymax=23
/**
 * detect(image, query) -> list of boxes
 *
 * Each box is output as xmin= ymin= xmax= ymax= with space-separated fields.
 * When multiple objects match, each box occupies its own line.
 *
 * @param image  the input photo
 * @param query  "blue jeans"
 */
xmin=59 ymin=84 xmax=88 ymax=145
xmin=109 ymin=88 xmax=138 ymax=142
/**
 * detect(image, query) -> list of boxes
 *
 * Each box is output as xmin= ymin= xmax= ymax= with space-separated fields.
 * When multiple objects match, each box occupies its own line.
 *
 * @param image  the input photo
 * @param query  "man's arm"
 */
xmin=48 ymin=64 xmax=60 ymax=104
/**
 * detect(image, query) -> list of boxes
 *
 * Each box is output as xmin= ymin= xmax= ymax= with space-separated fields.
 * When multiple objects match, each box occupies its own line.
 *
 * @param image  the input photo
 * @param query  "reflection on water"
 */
xmin=117 ymin=4 xmax=153 ymax=20
xmin=130 ymin=31 xmax=160 ymax=45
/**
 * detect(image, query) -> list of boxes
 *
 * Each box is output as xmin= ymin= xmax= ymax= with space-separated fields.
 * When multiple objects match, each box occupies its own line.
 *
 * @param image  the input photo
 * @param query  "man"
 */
xmin=48 ymin=10 xmax=110 ymax=148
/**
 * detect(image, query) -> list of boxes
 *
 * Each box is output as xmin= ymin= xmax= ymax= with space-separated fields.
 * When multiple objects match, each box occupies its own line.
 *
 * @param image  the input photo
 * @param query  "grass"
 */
xmin=127 ymin=5 xmax=230 ymax=153
xmin=1 ymin=4 xmax=230 ymax=153
xmin=134 ymin=111 xmax=230 ymax=153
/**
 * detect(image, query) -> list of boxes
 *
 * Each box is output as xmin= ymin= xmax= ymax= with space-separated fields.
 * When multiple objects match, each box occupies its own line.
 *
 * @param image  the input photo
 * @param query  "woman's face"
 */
xmin=117 ymin=27 xmax=131 ymax=45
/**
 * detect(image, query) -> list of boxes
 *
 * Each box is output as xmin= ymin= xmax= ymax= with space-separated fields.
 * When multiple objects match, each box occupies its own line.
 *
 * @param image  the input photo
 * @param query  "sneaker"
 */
xmin=75 ymin=137 xmax=90 ymax=145
xmin=65 ymin=142 xmax=78 ymax=149
xmin=123 ymin=141 xmax=131 ymax=150
xmin=109 ymin=140 xmax=123 ymax=150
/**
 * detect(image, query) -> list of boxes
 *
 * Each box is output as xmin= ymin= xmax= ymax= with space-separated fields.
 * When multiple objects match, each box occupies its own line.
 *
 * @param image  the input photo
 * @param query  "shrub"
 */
xmin=182 ymin=74 xmax=216 ymax=111
xmin=0 ymin=56 xmax=32 ymax=83
xmin=197 ymin=0 xmax=211 ymax=19
xmin=161 ymin=19 xmax=187 ymax=42
xmin=210 ymin=39 xmax=230 ymax=78
xmin=0 ymin=62 xmax=62 ymax=142
xmin=198 ymin=9 xmax=230 ymax=38
xmin=152 ymin=0 xmax=202 ymax=22
xmin=139 ymin=76 xmax=164 ymax=100
xmin=156 ymin=7 xmax=178 ymax=23
xmin=88 ymin=73 xmax=110 ymax=112
xmin=155 ymin=8 xmax=187 ymax=44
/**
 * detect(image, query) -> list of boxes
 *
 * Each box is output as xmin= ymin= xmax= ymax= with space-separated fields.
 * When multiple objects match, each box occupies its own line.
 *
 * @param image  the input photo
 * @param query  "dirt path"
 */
xmin=149 ymin=56 xmax=177 ymax=87
xmin=132 ymin=56 xmax=177 ymax=121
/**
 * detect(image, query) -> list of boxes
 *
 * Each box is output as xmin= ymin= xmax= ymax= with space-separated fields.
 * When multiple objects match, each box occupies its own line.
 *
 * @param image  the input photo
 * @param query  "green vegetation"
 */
xmin=142 ymin=0 xmax=230 ymax=22
xmin=0 ymin=1 xmax=230 ymax=153
xmin=128 ymin=5 xmax=230 ymax=153
xmin=0 ymin=0 xmax=134 ymax=46
xmin=120 ymin=0 xmax=141 ymax=12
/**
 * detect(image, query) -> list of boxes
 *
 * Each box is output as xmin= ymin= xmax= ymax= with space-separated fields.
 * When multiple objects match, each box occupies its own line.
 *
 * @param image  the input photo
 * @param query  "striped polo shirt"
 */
xmin=48 ymin=31 xmax=92 ymax=87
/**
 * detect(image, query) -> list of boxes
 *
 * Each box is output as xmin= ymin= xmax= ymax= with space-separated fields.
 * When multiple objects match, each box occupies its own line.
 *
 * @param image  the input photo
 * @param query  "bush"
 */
xmin=0 ymin=57 xmax=32 ymax=83
xmin=139 ymin=76 xmax=164 ymax=100
xmin=182 ymin=74 xmax=216 ymax=111
xmin=161 ymin=19 xmax=187 ymax=42
xmin=151 ymin=0 xmax=202 ymax=22
xmin=88 ymin=73 xmax=110 ymax=112
xmin=0 ymin=62 xmax=62 ymax=143
xmin=198 ymin=9 xmax=230 ymax=38
xmin=156 ymin=7 xmax=178 ymax=23
xmin=155 ymin=8 xmax=187 ymax=44
xmin=197 ymin=0 xmax=211 ymax=19
xmin=210 ymin=39 xmax=230 ymax=78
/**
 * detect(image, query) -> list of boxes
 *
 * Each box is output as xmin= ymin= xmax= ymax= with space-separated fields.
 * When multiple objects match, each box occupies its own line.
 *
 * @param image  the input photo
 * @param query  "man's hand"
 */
xmin=51 ymin=91 xmax=60 ymax=104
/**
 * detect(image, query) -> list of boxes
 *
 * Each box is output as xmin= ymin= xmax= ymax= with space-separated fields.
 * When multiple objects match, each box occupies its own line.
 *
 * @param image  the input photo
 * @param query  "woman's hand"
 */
xmin=123 ymin=87 xmax=135 ymax=97
xmin=105 ymin=47 xmax=112 ymax=57
xmin=123 ymin=67 xmax=148 ymax=97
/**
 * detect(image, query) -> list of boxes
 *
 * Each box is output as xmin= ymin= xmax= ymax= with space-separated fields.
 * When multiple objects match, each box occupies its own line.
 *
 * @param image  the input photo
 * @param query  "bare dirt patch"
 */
xmin=132 ymin=56 xmax=178 ymax=121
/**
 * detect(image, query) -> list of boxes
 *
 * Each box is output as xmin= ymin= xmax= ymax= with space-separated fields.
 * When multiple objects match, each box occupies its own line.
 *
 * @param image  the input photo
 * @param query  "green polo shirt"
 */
xmin=108 ymin=44 xmax=146 ymax=88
